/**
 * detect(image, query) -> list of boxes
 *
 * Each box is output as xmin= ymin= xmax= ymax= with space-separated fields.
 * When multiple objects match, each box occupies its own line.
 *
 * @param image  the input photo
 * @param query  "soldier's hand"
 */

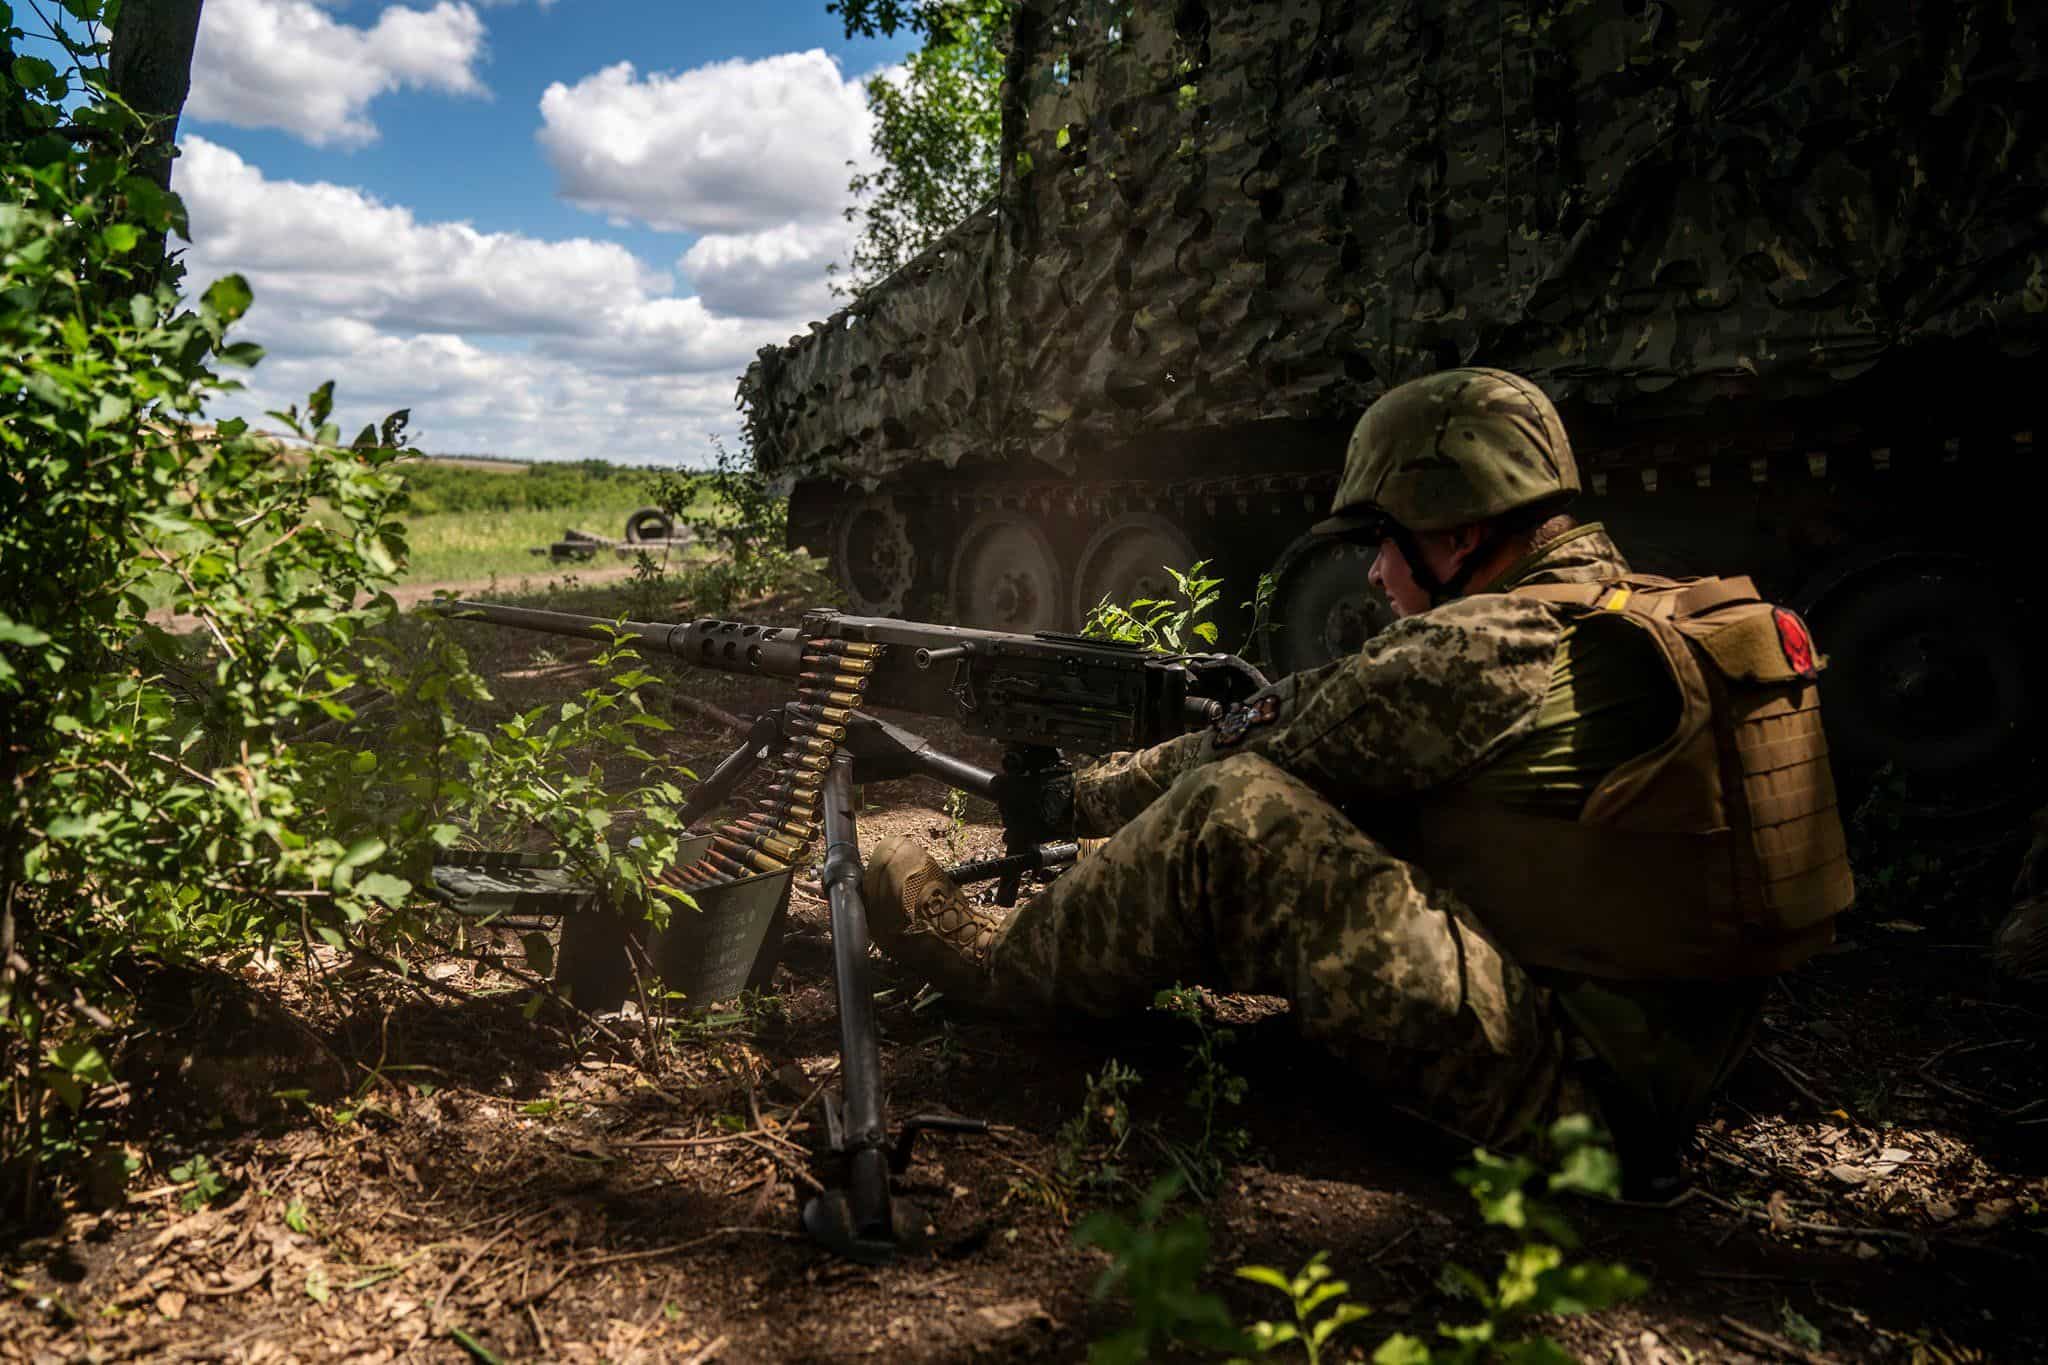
xmin=990 ymin=769 xmax=1075 ymax=843
xmin=1184 ymin=652 xmax=1270 ymax=704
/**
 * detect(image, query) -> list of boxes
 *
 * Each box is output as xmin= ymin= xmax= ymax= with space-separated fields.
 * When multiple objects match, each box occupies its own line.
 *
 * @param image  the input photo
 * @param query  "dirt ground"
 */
xmin=4 ymin=611 xmax=2044 ymax=1364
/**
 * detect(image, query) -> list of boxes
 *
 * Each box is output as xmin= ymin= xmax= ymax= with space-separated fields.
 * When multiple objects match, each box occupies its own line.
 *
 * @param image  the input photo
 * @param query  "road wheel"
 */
xmin=1798 ymin=543 xmax=2043 ymax=818
xmin=1265 ymin=532 xmax=1394 ymax=674
xmin=1069 ymin=513 xmax=1199 ymax=627
xmin=830 ymin=494 xmax=916 ymax=616
xmin=949 ymin=511 xmax=1065 ymax=631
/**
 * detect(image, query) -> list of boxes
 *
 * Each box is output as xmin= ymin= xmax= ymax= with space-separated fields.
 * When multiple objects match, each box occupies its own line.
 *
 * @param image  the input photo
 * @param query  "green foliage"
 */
xmin=1084 ymin=562 xmax=1225 ymax=653
xmin=1077 ymin=1118 xmax=1644 ymax=1365
xmin=167 ymin=1153 xmax=228 ymax=1212
xmin=1055 ymin=1058 xmax=1143 ymax=1195
xmin=391 ymin=457 xmax=654 ymax=517
xmin=1375 ymin=1115 xmax=1647 ymax=1364
xmin=1152 ymin=986 xmax=1250 ymax=1197
xmin=1779 ymin=1303 xmax=1824 ymax=1352
xmin=0 ymin=13 xmax=691 ymax=1211
xmin=1075 ymin=1173 xmax=1251 ymax=1364
xmin=1233 ymin=1254 xmax=1373 ymax=1365
xmin=649 ymin=438 xmax=812 ymax=615
xmin=1241 ymin=571 xmax=1280 ymax=661
xmin=834 ymin=0 xmax=1010 ymax=294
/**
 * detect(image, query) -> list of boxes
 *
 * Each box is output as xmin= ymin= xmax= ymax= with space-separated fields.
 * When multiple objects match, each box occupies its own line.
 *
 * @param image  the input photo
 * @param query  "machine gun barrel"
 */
xmin=446 ymin=600 xmax=808 ymax=679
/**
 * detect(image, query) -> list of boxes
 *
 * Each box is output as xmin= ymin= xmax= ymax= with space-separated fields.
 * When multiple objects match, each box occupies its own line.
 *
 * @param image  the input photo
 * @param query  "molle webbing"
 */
xmin=1420 ymin=574 xmax=1852 ymax=979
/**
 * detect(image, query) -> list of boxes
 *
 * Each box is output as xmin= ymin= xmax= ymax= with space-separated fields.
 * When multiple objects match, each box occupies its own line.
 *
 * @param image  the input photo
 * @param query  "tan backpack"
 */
xmin=1416 ymin=575 xmax=1855 ymax=979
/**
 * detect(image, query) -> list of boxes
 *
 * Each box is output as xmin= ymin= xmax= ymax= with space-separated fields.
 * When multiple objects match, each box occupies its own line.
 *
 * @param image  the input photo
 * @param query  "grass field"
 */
xmin=388 ymin=457 xmax=713 ymax=587
xmin=141 ymin=457 xmax=720 ymax=612
xmin=398 ymin=490 xmax=668 ymax=584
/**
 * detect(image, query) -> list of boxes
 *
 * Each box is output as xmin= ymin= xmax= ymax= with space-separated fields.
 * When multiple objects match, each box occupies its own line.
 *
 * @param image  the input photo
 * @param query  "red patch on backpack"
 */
xmin=1774 ymin=608 xmax=1818 ymax=680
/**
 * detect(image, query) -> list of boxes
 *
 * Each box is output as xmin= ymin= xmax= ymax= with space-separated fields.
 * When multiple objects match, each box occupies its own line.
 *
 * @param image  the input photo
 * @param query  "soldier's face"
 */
xmin=1368 ymin=536 xmax=1435 ymax=617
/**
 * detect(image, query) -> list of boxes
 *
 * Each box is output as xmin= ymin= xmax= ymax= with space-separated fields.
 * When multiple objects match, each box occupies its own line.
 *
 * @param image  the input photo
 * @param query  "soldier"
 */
xmin=863 ymin=368 xmax=1856 ymax=1187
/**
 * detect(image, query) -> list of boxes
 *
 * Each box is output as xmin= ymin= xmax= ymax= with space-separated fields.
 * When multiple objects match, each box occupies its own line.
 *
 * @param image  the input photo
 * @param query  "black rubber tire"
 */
xmin=624 ymin=506 xmax=674 ymax=543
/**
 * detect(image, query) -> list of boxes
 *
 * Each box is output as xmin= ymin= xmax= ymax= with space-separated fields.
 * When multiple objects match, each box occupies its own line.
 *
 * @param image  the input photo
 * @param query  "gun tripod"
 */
xmin=668 ymin=704 xmax=1079 ymax=1264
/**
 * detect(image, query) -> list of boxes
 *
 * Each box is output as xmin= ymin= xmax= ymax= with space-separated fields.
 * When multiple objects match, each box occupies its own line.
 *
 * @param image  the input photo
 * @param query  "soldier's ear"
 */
xmin=1443 ymin=522 xmax=1488 ymax=563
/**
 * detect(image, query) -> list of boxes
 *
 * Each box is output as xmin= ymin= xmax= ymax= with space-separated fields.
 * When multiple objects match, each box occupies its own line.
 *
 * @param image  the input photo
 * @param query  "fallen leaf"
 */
xmin=1875 ymin=919 xmax=1925 ymax=933
xmin=975 ymin=1299 xmax=1048 ymax=1332
xmin=1925 ymin=1198 xmax=1958 ymax=1222
xmin=1827 ymin=1163 xmax=1870 ymax=1186
xmin=1766 ymin=1190 xmax=1793 ymax=1228
xmin=1970 ymin=1198 xmax=2016 ymax=1228
xmin=156 ymin=1289 xmax=186 ymax=1320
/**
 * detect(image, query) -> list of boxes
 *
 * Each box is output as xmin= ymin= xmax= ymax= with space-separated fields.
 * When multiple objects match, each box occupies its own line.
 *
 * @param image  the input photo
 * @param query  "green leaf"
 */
xmin=43 ymin=1072 xmax=83 ymax=1112
xmin=202 ymin=274 xmax=254 ymax=324
xmin=1372 ymin=1334 xmax=1434 ymax=1365
xmin=1234 ymin=1265 xmax=1293 ymax=1294
xmin=339 ymin=838 xmax=386 ymax=870
xmin=1547 ymin=1142 xmax=1621 ymax=1200
xmin=308 ymin=380 xmax=335 ymax=428
xmin=304 ymin=1267 xmax=330 ymax=1304
xmin=521 ymin=931 xmax=554 ymax=977
xmin=90 ymin=392 xmax=132 ymax=428
xmin=50 ymin=1043 xmax=111 ymax=1084
xmin=1300 ymin=1279 xmax=1351 ymax=1315
xmin=355 ymin=872 xmax=411 ymax=907
xmin=101 ymin=222 xmax=142 ymax=255
xmin=1546 ymin=1112 xmax=1599 ymax=1152
xmin=285 ymin=1200 xmax=311 ymax=1234
xmin=11 ymin=56 xmax=56 ymax=90
xmin=1779 ymin=1304 xmax=1824 ymax=1351
xmin=0 ymin=620 xmax=51 ymax=647
xmin=1534 ymin=1261 xmax=1647 ymax=1315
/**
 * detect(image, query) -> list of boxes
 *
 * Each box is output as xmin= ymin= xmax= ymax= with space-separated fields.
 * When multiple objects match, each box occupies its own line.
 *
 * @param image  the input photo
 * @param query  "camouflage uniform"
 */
xmin=985 ymin=527 xmax=1643 ymax=1147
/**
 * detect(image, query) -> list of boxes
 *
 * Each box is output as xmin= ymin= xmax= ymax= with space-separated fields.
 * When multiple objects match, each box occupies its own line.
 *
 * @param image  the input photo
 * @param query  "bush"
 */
xmin=392 ymin=457 xmax=659 ymax=516
xmin=1076 ymin=1117 xmax=1646 ymax=1363
xmin=0 ymin=10 xmax=686 ymax=1217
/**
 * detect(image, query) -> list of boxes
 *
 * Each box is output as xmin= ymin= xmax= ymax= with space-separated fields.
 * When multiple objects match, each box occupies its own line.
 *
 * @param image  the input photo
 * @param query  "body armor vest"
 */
xmin=1415 ymin=575 xmax=1855 ymax=979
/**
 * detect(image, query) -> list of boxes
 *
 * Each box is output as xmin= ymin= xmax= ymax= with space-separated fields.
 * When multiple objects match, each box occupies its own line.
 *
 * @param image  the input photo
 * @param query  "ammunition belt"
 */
xmin=657 ymin=638 xmax=882 ymax=893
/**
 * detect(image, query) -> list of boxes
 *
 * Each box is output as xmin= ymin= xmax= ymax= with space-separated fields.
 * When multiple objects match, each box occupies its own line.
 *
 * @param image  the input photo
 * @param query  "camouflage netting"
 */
xmin=742 ymin=0 xmax=2048 ymax=485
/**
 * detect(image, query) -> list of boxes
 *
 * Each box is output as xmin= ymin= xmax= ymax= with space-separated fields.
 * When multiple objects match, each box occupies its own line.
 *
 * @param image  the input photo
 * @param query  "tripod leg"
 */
xmin=803 ymin=754 xmax=902 ymax=1261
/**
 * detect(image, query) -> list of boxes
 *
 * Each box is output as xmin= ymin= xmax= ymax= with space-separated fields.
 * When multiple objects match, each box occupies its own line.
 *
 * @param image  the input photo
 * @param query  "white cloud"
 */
xmin=679 ymin=221 xmax=853 ymax=318
xmin=172 ymin=138 xmax=822 ymax=463
xmin=176 ymin=138 xmax=659 ymax=335
xmin=537 ymin=52 xmax=876 ymax=235
xmin=189 ymin=0 xmax=488 ymax=148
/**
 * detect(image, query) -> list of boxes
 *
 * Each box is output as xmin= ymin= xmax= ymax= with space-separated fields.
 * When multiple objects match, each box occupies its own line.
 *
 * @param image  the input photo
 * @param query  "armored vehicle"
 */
xmin=740 ymin=0 xmax=2048 ymax=808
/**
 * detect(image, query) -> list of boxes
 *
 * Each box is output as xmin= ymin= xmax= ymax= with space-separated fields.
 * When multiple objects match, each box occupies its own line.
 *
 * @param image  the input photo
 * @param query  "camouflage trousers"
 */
xmin=988 ymin=753 xmax=1578 ymax=1147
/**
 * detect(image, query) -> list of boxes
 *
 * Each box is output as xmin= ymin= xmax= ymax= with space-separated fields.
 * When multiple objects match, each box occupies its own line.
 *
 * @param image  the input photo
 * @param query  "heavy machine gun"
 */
xmin=443 ymin=601 xmax=1266 ymax=1262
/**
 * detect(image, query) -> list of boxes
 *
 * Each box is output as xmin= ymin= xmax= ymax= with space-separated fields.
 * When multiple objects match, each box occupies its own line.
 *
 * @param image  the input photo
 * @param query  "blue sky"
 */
xmin=172 ymin=0 xmax=921 ymax=462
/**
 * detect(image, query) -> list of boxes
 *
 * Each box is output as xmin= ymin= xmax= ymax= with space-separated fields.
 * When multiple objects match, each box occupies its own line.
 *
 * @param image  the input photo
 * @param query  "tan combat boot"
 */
xmin=862 ymin=835 xmax=1008 ymax=997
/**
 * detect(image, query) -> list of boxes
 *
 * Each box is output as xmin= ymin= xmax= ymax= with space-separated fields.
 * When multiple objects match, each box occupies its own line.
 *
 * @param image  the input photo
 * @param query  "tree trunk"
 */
xmin=108 ymin=0 xmax=207 ymax=192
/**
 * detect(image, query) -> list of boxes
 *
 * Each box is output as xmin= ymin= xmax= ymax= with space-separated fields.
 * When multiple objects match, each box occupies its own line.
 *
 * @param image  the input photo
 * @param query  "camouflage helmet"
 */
xmin=1312 ymin=368 xmax=1579 ymax=536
